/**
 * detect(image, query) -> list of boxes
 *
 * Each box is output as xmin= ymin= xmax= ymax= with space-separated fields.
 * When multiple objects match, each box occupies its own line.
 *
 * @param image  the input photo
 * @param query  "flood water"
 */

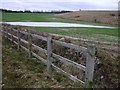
xmin=1 ymin=22 xmax=115 ymax=28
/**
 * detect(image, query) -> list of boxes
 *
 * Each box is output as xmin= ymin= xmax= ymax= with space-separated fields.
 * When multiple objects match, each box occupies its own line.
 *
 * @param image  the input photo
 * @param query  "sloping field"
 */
xmin=2 ymin=13 xmax=84 ymax=24
xmin=2 ymin=37 xmax=82 ymax=88
xmin=54 ymin=11 xmax=118 ymax=25
xmin=2 ymin=12 xmax=116 ymax=26
xmin=25 ymin=27 xmax=118 ymax=44
xmin=2 ymin=24 xmax=119 ymax=88
xmin=1 ymin=11 xmax=119 ymax=88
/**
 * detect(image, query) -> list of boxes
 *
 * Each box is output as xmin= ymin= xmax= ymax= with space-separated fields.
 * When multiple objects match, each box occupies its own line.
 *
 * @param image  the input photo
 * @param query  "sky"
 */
xmin=0 ymin=0 xmax=119 ymax=11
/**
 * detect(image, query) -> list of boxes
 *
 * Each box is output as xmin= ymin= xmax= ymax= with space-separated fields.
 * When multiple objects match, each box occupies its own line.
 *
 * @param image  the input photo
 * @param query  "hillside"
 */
xmin=2 ymin=24 xmax=119 ymax=88
xmin=2 ymin=37 xmax=82 ymax=88
xmin=54 ymin=11 xmax=118 ymax=25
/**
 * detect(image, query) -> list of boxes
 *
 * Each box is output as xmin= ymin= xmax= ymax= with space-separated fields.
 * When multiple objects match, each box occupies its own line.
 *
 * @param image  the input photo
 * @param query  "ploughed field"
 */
xmin=54 ymin=11 xmax=118 ymax=25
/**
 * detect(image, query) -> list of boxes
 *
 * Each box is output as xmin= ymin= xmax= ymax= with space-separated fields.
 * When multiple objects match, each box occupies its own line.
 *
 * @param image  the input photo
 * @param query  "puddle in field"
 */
xmin=1 ymin=22 xmax=115 ymax=28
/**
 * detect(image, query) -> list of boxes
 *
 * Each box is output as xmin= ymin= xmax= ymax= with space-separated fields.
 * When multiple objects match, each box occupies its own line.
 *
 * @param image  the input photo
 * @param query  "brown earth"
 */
xmin=54 ymin=10 xmax=118 ymax=25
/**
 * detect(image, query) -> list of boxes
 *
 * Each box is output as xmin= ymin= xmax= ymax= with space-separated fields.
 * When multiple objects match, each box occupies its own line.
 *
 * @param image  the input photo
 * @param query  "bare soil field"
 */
xmin=54 ymin=11 xmax=118 ymax=25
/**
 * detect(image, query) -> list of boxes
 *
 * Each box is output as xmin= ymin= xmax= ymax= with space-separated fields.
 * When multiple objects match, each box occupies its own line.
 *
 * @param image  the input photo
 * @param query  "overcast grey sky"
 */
xmin=0 ymin=0 xmax=119 ymax=11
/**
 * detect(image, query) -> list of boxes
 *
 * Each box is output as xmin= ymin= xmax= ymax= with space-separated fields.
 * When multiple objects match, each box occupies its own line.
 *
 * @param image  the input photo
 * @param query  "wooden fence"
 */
xmin=2 ymin=28 xmax=96 ymax=86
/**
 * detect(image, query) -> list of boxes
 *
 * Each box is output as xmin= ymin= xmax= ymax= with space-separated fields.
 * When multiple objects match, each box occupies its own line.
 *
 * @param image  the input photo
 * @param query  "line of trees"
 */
xmin=0 ymin=9 xmax=72 ymax=14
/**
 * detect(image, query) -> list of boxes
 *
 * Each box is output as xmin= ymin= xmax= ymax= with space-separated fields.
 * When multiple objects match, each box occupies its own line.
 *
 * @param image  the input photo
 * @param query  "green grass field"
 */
xmin=2 ymin=12 xmax=119 ymax=88
xmin=25 ymin=27 xmax=118 ymax=43
xmin=2 ymin=13 xmax=81 ymax=23
xmin=2 ymin=12 xmax=112 ymax=26
xmin=2 ymin=13 xmax=56 ymax=22
xmin=2 ymin=12 xmax=118 ymax=43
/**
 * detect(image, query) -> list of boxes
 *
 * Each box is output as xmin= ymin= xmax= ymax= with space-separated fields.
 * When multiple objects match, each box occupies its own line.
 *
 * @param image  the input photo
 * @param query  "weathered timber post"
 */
xmin=85 ymin=45 xmax=95 ymax=87
xmin=6 ymin=28 xmax=8 ymax=40
xmin=1 ymin=27 xmax=5 ymax=37
xmin=2 ymin=28 xmax=5 ymax=38
xmin=28 ymin=30 xmax=32 ymax=58
xmin=17 ymin=29 xmax=20 ymax=50
xmin=10 ymin=28 xmax=13 ymax=43
xmin=47 ymin=36 xmax=52 ymax=75
xmin=5 ymin=28 xmax=8 ymax=47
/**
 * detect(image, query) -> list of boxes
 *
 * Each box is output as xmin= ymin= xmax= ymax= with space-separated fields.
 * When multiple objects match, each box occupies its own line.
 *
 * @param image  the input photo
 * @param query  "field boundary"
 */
xmin=2 ymin=27 xmax=96 ymax=87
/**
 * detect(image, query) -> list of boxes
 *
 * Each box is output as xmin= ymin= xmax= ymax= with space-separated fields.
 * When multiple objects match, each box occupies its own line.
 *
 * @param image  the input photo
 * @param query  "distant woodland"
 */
xmin=0 ymin=9 xmax=72 ymax=14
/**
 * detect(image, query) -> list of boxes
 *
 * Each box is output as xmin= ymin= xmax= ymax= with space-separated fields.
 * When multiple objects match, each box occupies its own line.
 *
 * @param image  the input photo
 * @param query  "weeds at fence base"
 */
xmin=84 ymin=81 xmax=94 ymax=88
xmin=2 ymin=37 xmax=84 ymax=88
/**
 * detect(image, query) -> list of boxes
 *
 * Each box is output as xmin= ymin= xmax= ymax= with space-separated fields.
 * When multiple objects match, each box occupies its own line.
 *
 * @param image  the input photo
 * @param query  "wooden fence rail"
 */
xmin=2 ymin=28 xmax=96 ymax=87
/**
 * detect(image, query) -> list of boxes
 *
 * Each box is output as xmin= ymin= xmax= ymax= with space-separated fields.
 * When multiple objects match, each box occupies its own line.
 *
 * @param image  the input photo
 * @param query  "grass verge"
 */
xmin=2 ymin=37 xmax=83 ymax=88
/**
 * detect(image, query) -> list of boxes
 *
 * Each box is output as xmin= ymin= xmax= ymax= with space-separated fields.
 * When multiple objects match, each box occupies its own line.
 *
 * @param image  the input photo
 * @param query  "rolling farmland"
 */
xmin=2 ymin=12 xmax=118 ymax=44
xmin=1 ymin=11 xmax=119 ymax=88
xmin=55 ymin=11 xmax=118 ymax=25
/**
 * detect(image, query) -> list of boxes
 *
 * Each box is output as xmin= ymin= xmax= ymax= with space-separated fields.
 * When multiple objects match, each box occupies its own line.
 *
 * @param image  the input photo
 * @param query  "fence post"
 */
xmin=10 ymin=28 xmax=13 ymax=43
xmin=85 ymin=45 xmax=95 ymax=87
xmin=2 ymin=28 xmax=5 ymax=38
xmin=17 ymin=30 xmax=20 ymax=50
xmin=6 ymin=28 xmax=8 ymax=40
xmin=28 ymin=31 xmax=32 ymax=58
xmin=5 ymin=28 xmax=8 ymax=47
xmin=47 ymin=36 xmax=52 ymax=75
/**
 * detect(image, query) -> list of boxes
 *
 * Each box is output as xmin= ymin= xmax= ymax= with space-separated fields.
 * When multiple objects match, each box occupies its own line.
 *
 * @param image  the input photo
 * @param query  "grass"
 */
xmin=2 ymin=12 xmax=114 ymax=26
xmin=2 ymin=12 xmax=118 ymax=43
xmin=25 ymin=27 xmax=118 ymax=43
xmin=2 ymin=12 xmax=119 ymax=88
xmin=2 ymin=37 xmax=82 ymax=88
xmin=2 ymin=13 xmax=53 ymax=22
xmin=2 ymin=29 xmax=119 ymax=88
